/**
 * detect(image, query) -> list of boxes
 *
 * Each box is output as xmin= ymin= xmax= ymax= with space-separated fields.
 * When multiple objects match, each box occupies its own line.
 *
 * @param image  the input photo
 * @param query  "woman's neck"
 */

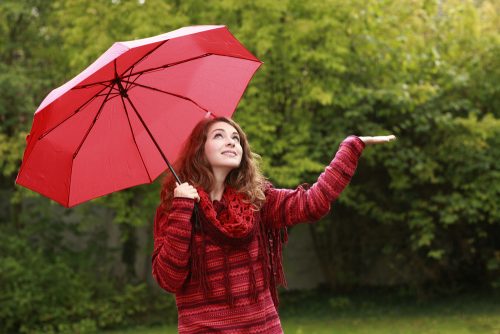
xmin=210 ymin=182 xmax=225 ymax=202
xmin=210 ymin=168 xmax=229 ymax=201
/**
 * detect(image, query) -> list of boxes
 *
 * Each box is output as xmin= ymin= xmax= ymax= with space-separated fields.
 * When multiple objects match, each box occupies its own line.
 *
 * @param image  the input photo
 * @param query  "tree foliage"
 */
xmin=1 ymin=0 xmax=499 ymax=331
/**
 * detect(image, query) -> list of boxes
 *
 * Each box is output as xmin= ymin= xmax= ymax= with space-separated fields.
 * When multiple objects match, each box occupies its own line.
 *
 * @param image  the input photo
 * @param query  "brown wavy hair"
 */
xmin=160 ymin=117 xmax=267 ymax=212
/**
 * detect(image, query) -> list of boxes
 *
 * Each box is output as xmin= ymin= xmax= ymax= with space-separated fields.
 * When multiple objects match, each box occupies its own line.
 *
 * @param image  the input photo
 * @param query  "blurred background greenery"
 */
xmin=1 ymin=0 xmax=499 ymax=333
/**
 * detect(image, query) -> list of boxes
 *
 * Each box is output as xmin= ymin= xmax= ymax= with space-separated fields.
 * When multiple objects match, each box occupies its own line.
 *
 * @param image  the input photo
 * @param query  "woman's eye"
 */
xmin=233 ymin=136 xmax=240 ymax=141
xmin=214 ymin=133 xmax=222 ymax=138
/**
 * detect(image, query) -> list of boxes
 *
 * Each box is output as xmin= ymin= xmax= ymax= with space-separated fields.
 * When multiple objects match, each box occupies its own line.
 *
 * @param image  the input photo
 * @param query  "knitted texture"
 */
xmin=152 ymin=135 xmax=365 ymax=333
xmin=196 ymin=186 xmax=255 ymax=238
xmin=190 ymin=186 xmax=261 ymax=306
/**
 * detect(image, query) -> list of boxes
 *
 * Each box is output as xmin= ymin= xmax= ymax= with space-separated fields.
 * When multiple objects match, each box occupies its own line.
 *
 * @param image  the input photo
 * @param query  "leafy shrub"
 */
xmin=0 ymin=224 xmax=176 ymax=333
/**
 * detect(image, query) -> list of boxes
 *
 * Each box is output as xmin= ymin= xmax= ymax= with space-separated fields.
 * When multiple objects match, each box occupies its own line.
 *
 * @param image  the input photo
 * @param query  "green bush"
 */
xmin=0 ymin=225 xmax=176 ymax=333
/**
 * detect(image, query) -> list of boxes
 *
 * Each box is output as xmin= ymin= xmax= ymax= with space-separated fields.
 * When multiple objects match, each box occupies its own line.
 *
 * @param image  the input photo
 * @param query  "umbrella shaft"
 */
xmin=123 ymin=92 xmax=182 ymax=185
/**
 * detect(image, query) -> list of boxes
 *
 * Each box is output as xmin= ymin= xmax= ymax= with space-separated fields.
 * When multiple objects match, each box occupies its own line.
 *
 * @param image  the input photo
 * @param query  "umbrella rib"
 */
xmin=119 ymin=40 xmax=168 ymax=78
xmin=75 ymin=51 xmax=259 ymax=91
xmin=121 ymin=54 xmax=211 ymax=79
xmin=210 ymin=53 xmax=262 ymax=64
xmin=100 ymin=81 xmax=122 ymax=93
xmin=125 ymin=71 xmax=144 ymax=90
xmin=74 ymin=79 xmax=114 ymax=90
xmin=122 ymin=53 xmax=261 ymax=80
xmin=71 ymin=40 xmax=168 ymax=91
xmin=119 ymin=94 xmax=153 ymax=183
xmin=97 ymin=92 xmax=120 ymax=98
xmin=124 ymin=66 xmax=136 ymax=90
xmin=120 ymin=79 xmax=210 ymax=114
xmin=67 ymin=83 xmax=114 ymax=206
xmin=39 ymin=85 xmax=109 ymax=140
xmin=72 ymin=83 xmax=115 ymax=160
xmin=104 ymin=94 xmax=122 ymax=102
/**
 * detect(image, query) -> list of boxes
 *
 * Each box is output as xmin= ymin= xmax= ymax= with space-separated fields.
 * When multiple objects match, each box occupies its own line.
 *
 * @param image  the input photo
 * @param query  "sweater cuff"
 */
xmin=340 ymin=135 xmax=365 ymax=158
xmin=171 ymin=197 xmax=196 ymax=210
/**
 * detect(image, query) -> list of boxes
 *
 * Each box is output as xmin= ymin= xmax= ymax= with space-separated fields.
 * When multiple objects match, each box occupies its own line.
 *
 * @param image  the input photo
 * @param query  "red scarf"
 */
xmin=189 ymin=185 xmax=287 ymax=307
xmin=196 ymin=186 xmax=256 ymax=240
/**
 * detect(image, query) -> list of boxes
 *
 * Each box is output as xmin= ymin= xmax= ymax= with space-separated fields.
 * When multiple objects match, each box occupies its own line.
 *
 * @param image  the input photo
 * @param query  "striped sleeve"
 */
xmin=261 ymin=135 xmax=365 ymax=228
xmin=151 ymin=198 xmax=195 ymax=293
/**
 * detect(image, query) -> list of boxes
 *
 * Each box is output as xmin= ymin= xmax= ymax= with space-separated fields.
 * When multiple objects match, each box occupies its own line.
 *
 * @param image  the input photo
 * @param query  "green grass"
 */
xmin=103 ymin=314 xmax=500 ymax=334
xmin=281 ymin=314 xmax=500 ymax=334
xmin=103 ymin=289 xmax=500 ymax=334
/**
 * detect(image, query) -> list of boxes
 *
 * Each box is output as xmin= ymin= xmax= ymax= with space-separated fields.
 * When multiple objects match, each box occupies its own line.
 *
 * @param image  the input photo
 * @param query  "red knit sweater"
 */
xmin=152 ymin=135 xmax=365 ymax=333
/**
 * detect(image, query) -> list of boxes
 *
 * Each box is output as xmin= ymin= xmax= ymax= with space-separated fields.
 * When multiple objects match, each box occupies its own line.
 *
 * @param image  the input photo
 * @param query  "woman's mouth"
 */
xmin=222 ymin=151 xmax=237 ymax=157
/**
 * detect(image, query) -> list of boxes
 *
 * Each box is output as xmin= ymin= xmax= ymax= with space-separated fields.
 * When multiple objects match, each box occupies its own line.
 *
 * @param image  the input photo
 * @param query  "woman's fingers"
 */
xmin=378 ymin=135 xmax=396 ymax=142
xmin=192 ymin=189 xmax=200 ymax=202
xmin=173 ymin=182 xmax=199 ymax=201
xmin=188 ymin=188 xmax=200 ymax=202
xmin=359 ymin=135 xmax=397 ymax=145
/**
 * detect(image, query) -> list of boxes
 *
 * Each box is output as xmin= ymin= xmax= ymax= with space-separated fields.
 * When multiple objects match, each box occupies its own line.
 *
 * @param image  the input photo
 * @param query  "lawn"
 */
xmin=103 ymin=289 xmax=500 ymax=334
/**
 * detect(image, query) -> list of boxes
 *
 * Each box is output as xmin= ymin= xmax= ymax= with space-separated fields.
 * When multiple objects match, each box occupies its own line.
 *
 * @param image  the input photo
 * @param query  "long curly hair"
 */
xmin=160 ymin=117 xmax=267 ymax=212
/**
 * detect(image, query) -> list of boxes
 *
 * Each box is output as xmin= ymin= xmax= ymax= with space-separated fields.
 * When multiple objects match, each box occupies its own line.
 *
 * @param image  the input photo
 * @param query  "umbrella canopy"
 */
xmin=15 ymin=25 xmax=262 ymax=208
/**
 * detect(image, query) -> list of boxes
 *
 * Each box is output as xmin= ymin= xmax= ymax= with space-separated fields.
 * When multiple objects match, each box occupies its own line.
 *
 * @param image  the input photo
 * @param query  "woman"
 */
xmin=152 ymin=116 xmax=395 ymax=333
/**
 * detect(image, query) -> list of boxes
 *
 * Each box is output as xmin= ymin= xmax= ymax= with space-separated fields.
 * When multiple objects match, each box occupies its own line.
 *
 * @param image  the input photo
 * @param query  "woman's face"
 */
xmin=204 ymin=121 xmax=243 ymax=171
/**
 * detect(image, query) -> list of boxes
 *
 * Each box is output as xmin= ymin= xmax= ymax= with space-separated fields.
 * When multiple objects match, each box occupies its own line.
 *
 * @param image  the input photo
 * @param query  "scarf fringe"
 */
xmin=192 ymin=206 xmax=211 ymax=296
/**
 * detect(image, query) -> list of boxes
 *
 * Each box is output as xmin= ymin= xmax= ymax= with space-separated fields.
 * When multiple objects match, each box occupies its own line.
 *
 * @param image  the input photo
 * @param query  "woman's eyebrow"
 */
xmin=211 ymin=129 xmax=239 ymax=135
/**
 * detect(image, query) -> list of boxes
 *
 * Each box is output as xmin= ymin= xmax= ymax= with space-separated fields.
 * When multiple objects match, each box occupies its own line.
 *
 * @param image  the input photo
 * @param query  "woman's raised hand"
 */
xmin=174 ymin=182 xmax=200 ymax=202
xmin=358 ymin=135 xmax=397 ymax=145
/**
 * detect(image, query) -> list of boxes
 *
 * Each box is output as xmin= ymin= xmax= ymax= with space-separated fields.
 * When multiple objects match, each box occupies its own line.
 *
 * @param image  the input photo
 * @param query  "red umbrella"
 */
xmin=15 ymin=25 xmax=262 ymax=208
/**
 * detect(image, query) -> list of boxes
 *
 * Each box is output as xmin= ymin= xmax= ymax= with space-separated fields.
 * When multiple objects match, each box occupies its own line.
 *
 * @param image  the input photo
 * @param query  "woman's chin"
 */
xmin=214 ymin=162 xmax=241 ymax=170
